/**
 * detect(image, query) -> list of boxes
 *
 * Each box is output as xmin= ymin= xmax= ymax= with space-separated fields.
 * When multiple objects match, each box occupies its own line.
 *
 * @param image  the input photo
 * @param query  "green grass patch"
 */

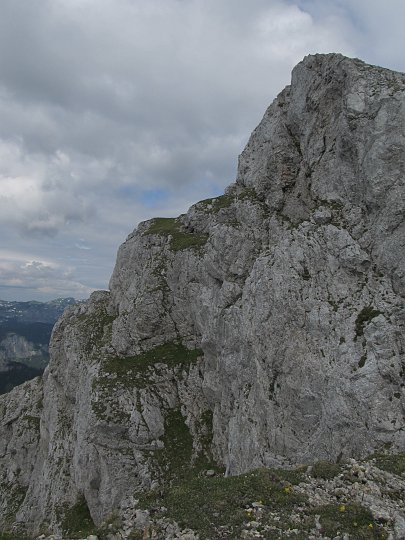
xmin=92 ymin=343 xmax=203 ymax=421
xmin=146 ymin=217 xmax=178 ymax=235
xmin=355 ymin=306 xmax=382 ymax=338
xmin=139 ymin=407 xmax=224 ymax=514
xmin=143 ymin=408 xmax=222 ymax=490
xmin=154 ymin=409 xmax=194 ymax=481
xmin=311 ymin=461 xmax=343 ymax=480
xmin=96 ymin=342 xmax=203 ymax=391
xmin=371 ymin=452 xmax=405 ymax=476
xmin=77 ymin=304 xmax=115 ymax=353
xmin=170 ymin=231 xmax=208 ymax=251
xmin=196 ymin=194 xmax=235 ymax=213
xmin=310 ymin=503 xmax=385 ymax=538
xmin=60 ymin=495 xmax=96 ymax=538
xmin=145 ymin=217 xmax=208 ymax=251
xmin=237 ymin=187 xmax=260 ymax=202
xmin=142 ymin=467 xmax=306 ymax=539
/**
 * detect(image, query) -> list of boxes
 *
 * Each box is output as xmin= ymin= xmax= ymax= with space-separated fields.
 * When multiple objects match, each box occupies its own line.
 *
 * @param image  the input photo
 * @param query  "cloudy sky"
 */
xmin=1 ymin=0 xmax=405 ymax=301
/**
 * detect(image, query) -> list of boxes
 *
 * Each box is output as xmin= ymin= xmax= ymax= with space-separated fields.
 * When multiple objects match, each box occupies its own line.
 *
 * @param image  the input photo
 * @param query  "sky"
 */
xmin=1 ymin=0 xmax=405 ymax=301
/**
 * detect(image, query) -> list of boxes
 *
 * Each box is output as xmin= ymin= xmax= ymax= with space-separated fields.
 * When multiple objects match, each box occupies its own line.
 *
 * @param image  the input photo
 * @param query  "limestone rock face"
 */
xmin=1 ymin=53 xmax=405 ymax=535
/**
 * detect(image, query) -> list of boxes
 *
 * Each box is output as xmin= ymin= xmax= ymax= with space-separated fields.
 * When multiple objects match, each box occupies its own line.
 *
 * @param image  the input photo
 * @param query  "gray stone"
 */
xmin=394 ymin=515 xmax=405 ymax=540
xmin=312 ymin=207 xmax=332 ymax=225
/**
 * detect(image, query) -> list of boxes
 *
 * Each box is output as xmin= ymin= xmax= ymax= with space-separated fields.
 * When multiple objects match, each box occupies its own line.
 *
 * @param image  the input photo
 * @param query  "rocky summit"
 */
xmin=0 ymin=53 xmax=404 ymax=539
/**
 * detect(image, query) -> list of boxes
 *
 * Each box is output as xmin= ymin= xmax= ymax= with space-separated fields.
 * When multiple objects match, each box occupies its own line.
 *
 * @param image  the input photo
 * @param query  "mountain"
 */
xmin=0 ymin=54 xmax=404 ymax=539
xmin=0 ymin=297 xmax=76 ymax=323
xmin=0 ymin=298 xmax=76 ymax=394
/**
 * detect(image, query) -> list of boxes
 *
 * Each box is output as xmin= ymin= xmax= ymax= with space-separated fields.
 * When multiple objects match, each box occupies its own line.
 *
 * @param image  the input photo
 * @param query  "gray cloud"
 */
xmin=0 ymin=251 xmax=93 ymax=300
xmin=0 ymin=0 xmax=403 ymax=300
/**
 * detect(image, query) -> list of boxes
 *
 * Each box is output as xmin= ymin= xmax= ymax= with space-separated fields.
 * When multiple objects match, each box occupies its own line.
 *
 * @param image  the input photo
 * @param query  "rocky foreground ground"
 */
xmin=19 ymin=452 xmax=404 ymax=540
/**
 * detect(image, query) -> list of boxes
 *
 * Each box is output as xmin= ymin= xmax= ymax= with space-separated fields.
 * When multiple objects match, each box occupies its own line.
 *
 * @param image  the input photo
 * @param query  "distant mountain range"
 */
xmin=0 ymin=297 xmax=76 ymax=323
xmin=0 ymin=298 xmax=76 ymax=394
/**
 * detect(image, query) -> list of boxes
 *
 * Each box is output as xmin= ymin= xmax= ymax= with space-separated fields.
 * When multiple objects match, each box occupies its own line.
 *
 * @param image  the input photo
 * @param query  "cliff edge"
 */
xmin=0 ymin=53 xmax=404 ymax=537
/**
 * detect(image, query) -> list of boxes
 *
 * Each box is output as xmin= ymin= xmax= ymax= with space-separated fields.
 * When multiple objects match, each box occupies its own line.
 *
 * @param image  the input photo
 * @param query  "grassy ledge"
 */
xmin=137 ymin=458 xmax=389 ymax=539
xmin=144 ymin=217 xmax=208 ymax=251
xmin=95 ymin=342 xmax=203 ymax=391
xmin=139 ymin=466 xmax=308 ymax=539
xmin=92 ymin=342 xmax=204 ymax=421
xmin=77 ymin=301 xmax=115 ymax=354
xmin=371 ymin=452 xmax=405 ymax=476
xmin=196 ymin=193 xmax=235 ymax=213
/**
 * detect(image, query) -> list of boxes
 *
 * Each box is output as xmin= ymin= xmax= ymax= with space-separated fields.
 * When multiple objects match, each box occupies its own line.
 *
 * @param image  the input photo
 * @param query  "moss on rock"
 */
xmin=145 ymin=217 xmax=208 ymax=251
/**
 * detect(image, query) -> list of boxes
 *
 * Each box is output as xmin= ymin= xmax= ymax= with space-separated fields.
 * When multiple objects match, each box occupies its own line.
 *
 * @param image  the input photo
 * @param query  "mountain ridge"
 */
xmin=0 ymin=297 xmax=76 ymax=323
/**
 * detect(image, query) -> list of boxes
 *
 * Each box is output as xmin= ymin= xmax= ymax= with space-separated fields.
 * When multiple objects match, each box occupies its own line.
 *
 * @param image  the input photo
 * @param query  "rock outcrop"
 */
xmin=0 ymin=53 xmax=404 ymax=537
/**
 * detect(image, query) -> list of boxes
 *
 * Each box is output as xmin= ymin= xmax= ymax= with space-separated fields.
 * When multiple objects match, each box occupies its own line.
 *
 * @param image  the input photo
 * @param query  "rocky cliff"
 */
xmin=0 ymin=53 xmax=404 ymax=538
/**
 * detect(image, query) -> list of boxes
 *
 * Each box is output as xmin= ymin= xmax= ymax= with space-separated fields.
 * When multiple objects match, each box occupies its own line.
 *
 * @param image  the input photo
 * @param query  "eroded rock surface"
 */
xmin=0 ymin=53 xmax=404 ymax=536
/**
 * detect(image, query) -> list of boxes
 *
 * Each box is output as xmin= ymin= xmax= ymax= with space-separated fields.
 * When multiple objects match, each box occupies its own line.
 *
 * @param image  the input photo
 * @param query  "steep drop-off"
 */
xmin=0 ymin=53 xmax=404 ymax=537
